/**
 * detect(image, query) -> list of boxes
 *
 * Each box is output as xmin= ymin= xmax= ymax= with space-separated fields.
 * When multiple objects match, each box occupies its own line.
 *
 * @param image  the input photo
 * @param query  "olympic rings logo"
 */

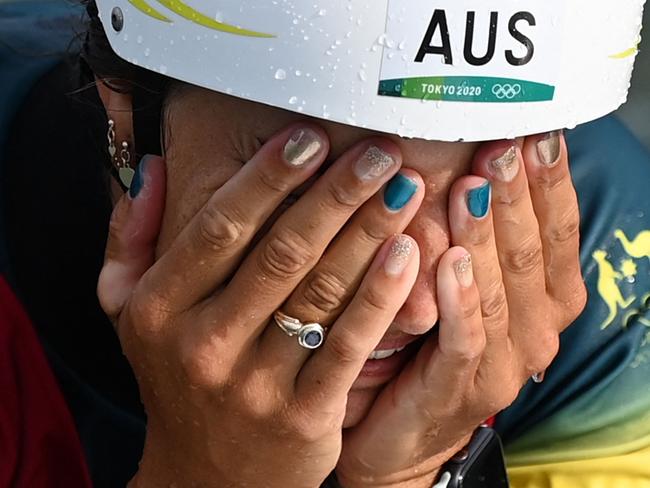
xmin=492 ymin=83 xmax=522 ymax=100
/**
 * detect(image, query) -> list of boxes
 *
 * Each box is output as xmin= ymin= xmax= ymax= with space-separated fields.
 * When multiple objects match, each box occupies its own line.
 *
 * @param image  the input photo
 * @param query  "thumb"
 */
xmin=98 ymin=155 xmax=166 ymax=320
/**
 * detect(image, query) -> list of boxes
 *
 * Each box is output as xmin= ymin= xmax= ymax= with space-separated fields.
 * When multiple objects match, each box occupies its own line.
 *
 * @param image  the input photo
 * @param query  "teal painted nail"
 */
xmin=129 ymin=155 xmax=150 ymax=199
xmin=384 ymin=173 xmax=418 ymax=211
xmin=467 ymin=182 xmax=491 ymax=218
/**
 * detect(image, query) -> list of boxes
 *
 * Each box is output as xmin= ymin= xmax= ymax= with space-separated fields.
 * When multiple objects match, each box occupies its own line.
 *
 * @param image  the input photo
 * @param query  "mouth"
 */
xmin=366 ymin=345 xmax=406 ymax=360
xmin=353 ymin=338 xmax=423 ymax=389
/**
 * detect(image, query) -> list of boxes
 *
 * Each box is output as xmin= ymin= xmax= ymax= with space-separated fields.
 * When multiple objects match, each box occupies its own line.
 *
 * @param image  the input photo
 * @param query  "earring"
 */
xmin=107 ymin=119 xmax=135 ymax=189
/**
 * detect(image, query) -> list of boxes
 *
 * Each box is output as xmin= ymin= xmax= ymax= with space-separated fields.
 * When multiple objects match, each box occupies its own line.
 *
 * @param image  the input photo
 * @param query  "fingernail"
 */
xmin=453 ymin=253 xmax=473 ymax=288
xmin=489 ymin=146 xmax=518 ymax=182
xmin=536 ymin=131 xmax=561 ymax=167
xmin=283 ymin=128 xmax=323 ymax=167
xmin=384 ymin=235 xmax=414 ymax=276
xmin=466 ymin=182 xmax=491 ymax=219
xmin=129 ymin=155 xmax=150 ymax=199
xmin=354 ymin=145 xmax=397 ymax=181
xmin=384 ymin=173 xmax=418 ymax=211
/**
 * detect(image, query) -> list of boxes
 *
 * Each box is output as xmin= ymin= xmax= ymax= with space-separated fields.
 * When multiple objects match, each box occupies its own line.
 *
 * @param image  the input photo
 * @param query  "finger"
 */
xmin=337 ymin=249 xmax=486 ymax=479
xmin=98 ymin=155 xmax=166 ymax=320
xmin=523 ymin=132 xmax=585 ymax=315
xmin=448 ymin=176 xmax=510 ymax=355
xmin=258 ymin=171 xmax=424 ymax=381
xmin=414 ymin=247 xmax=485 ymax=400
xmin=212 ymin=139 xmax=402 ymax=341
xmin=471 ymin=142 xmax=547 ymax=320
xmin=296 ymin=235 xmax=419 ymax=409
xmin=143 ymin=124 xmax=329 ymax=314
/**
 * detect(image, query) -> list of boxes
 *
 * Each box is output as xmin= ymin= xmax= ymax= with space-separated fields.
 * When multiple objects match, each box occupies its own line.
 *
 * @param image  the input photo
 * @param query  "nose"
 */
xmin=394 ymin=273 xmax=439 ymax=335
xmin=392 ymin=209 xmax=450 ymax=336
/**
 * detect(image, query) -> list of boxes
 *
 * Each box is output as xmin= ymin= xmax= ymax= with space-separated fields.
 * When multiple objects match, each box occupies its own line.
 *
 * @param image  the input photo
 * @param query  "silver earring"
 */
xmin=107 ymin=119 xmax=135 ymax=189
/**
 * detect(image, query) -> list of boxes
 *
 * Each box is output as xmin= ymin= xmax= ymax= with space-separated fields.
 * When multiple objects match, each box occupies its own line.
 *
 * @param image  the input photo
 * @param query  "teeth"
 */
xmin=367 ymin=346 xmax=405 ymax=360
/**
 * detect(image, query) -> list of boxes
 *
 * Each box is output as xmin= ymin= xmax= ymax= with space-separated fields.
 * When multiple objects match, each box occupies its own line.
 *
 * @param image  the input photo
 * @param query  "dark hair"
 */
xmin=80 ymin=0 xmax=170 ymax=158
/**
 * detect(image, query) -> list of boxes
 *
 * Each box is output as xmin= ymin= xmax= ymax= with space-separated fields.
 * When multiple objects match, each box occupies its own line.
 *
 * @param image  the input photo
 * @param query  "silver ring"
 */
xmin=273 ymin=311 xmax=326 ymax=350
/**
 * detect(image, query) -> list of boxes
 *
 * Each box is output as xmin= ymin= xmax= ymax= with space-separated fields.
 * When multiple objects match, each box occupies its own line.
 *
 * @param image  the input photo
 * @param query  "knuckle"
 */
xmin=241 ymin=398 xmax=276 ymax=425
xmin=500 ymin=237 xmax=543 ymax=275
xmin=255 ymin=165 xmax=292 ymax=195
xmin=197 ymin=203 xmax=246 ymax=252
xmin=180 ymin=346 xmax=217 ymax=387
xmin=285 ymin=404 xmax=333 ymax=443
xmin=325 ymin=329 xmax=365 ymax=366
xmin=359 ymin=286 xmax=389 ymax=316
xmin=476 ymin=372 xmax=521 ymax=414
xmin=570 ymin=283 xmax=588 ymax=317
xmin=537 ymin=330 xmax=560 ymax=364
xmin=97 ymin=264 xmax=122 ymax=318
xmin=325 ymin=181 xmax=365 ymax=212
xmin=534 ymin=169 xmax=568 ymax=192
xmin=493 ymin=189 xmax=527 ymax=210
xmin=547 ymin=206 xmax=581 ymax=244
xmin=259 ymin=229 xmax=315 ymax=280
xmin=558 ymin=281 xmax=588 ymax=324
xmin=178 ymin=333 xmax=224 ymax=387
xmin=487 ymin=385 xmax=521 ymax=413
xmin=467 ymin=226 xmax=493 ymax=248
xmin=441 ymin=327 xmax=485 ymax=363
xmin=239 ymin=374 xmax=279 ymax=420
xmin=523 ymin=330 xmax=560 ymax=374
xmin=458 ymin=295 xmax=481 ymax=321
xmin=358 ymin=219 xmax=392 ymax=246
xmin=480 ymin=282 xmax=508 ymax=322
xmin=301 ymin=270 xmax=348 ymax=316
xmin=128 ymin=287 xmax=173 ymax=339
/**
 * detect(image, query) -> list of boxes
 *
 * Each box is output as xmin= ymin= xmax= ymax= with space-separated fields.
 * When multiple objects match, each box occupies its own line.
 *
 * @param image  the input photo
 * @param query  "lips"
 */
xmin=352 ymin=338 xmax=421 ymax=389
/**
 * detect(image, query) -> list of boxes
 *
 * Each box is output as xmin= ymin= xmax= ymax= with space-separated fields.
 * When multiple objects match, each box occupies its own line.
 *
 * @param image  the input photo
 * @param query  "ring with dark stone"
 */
xmin=298 ymin=323 xmax=325 ymax=349
xmin=273 ymin=311 xmax=326 ymax=350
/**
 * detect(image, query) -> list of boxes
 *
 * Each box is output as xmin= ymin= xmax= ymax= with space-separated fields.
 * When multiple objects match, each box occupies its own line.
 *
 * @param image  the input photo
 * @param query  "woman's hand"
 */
xmin=336 ymin=132 xmax=587 ymax=487
xmin=97 ymin=125 xmax=426 ymax=488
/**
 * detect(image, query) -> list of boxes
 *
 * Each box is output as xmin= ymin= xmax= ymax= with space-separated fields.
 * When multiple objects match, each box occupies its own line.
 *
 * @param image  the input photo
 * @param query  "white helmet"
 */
xmin=96 ymin=0 xmax=645 ymax=141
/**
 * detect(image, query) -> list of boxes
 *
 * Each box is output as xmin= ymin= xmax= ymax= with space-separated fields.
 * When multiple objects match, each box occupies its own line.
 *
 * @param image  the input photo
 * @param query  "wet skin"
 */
xmin=155 ymin=85 xmax=478 ymax=427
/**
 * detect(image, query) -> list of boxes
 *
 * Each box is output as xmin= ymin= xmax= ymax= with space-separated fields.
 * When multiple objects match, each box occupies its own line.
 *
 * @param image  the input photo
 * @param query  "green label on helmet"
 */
xmin=378 ymin=76 xmax=555 ymax=103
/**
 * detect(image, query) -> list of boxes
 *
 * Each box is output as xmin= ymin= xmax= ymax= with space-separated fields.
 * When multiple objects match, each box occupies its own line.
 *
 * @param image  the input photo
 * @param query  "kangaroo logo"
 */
xmin=127 ymin=0 xmax=275 ymax=38
xmin=592 ymin=249 xmax=636 ymax=329
xmin=615 ymin=229 xmax=650 ymax=263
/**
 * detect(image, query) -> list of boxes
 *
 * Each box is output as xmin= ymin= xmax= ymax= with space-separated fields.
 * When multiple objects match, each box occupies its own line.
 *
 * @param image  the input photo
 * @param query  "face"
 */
xmin=156 ymin=85 xmax=478 ymax=427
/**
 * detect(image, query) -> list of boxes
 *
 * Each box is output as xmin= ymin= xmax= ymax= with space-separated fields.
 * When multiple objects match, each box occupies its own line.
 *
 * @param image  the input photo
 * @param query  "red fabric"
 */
xmin=0 ymin=276 xmax=92 ymax=488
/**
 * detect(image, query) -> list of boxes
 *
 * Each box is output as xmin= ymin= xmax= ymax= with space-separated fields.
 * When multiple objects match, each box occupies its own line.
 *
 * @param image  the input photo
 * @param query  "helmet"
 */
xmin=96 ymin=0 xmax=645 ymax=141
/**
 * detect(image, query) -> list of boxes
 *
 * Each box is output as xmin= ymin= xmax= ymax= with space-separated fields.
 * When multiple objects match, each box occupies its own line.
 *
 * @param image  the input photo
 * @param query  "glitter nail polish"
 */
xmin=384 ymin=235 xmax=413 ymax=276
xmin=354 ymin=145 xmax=397 ymax=181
